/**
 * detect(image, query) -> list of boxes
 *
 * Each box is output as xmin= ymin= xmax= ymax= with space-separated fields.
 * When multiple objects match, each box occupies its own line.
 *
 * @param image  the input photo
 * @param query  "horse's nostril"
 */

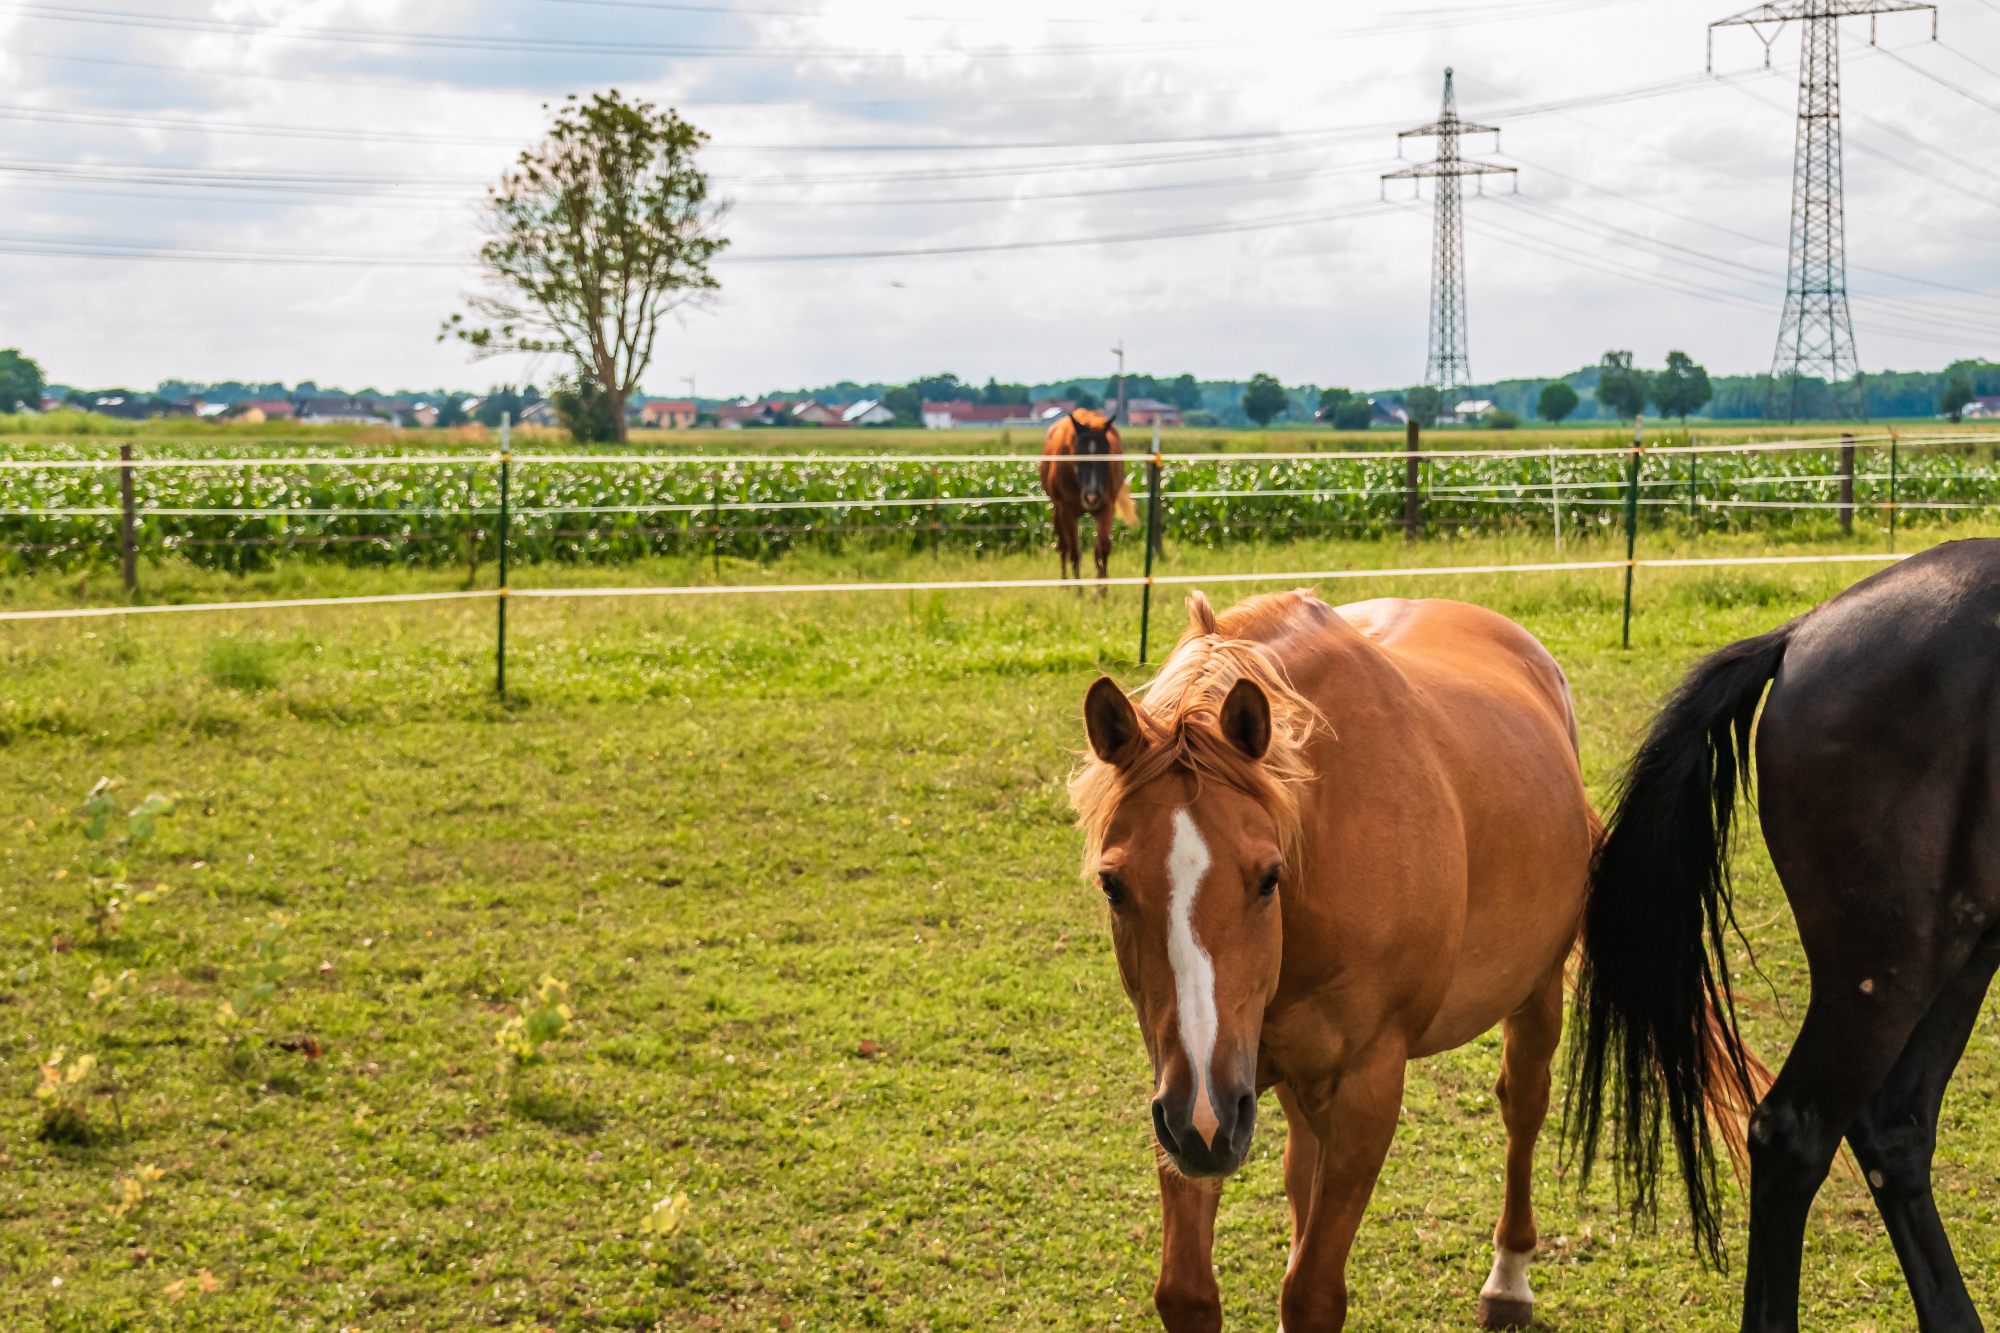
xmin=1231 ymin=1092 xmax=1258 ymax=1154
xmin=1151 ymin=1099 xmax=1179 ymax=1155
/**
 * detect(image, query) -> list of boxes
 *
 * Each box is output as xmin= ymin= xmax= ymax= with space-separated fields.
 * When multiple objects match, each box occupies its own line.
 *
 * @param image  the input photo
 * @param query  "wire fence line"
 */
xmin=2 ymin=429 xmax=1997 ymax=577
xmin=0 ymin=552 xmax=1909 ymax=623
xmin=0 ymin=428 xmax=1981 ymax=471
xmin=1 ymin=426 xmax=1996 ymax=690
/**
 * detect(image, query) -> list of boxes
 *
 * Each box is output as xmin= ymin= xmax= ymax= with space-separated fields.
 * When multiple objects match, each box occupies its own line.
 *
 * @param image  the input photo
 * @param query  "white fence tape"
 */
xmin=0 ymin=552 xmax=1907 ymax=621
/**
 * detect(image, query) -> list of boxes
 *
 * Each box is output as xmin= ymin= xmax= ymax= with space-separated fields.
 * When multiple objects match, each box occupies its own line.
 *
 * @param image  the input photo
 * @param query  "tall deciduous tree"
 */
xmin=1596 ymin=350 xmax=1648 ymax=421
xmin=1404 ymin=385 xmax=1442 ymax=428
xmin=1648 ymin=350 xmax=1712 ymax=422
xmin=442 ymin=91 xmax=726 ymax=442
xmin=1242 ymin=373 xmax=1289 ymax=426
xmin=1942 ymin=375 xmax=1974 ymax=422
xmin=0 ymin=349 xmax=45 ymax=414
xmin=1537 ymin=381 xmax=1579 ymax=423
xmin=912 ymin=373 xmax=966 ymax=402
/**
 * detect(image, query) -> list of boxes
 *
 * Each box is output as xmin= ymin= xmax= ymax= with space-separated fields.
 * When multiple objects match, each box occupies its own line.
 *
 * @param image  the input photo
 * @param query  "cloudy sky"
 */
xmin=0 ymin=0 xmax=1995 ymax=397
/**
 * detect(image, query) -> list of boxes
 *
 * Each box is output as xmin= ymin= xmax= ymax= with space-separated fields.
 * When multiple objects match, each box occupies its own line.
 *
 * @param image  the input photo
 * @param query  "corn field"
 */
xmin=2 ymin=434 xmax=1995 ymax=572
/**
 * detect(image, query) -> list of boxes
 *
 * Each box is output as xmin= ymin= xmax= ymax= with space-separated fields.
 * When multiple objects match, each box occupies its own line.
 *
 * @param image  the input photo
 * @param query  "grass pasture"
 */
xmin=4 ymin=527 xmax=2000 ymax=1331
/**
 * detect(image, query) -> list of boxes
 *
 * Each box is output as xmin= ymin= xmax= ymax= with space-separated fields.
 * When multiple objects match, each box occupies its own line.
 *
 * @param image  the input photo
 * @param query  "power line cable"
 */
xmin=1874 ymin=44 xmax=2000 ymax=116
xmin=1720 ymin=77 xmax=2000 ymax=208
xmin=1495 ymin=160 xmax=2000 ymax=313
xmin=0 ymin=197 xmax=1409 ymax=268
xmin=0 ymin=2 xmax=1221 ymax=59
xmin=721 ymin=198 xmax=1406 ymax=263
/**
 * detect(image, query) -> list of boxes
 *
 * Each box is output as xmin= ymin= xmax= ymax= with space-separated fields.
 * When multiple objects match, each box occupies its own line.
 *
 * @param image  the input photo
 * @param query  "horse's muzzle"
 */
xmin=1152 ymin=1086 xmax=1257 ymax=1178
xmin=1081 ymin=488 xmax=1104 ymax=511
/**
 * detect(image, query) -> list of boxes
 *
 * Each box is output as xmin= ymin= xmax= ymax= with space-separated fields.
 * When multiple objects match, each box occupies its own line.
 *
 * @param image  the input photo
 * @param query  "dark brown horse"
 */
xmin=1069 ymin=589 xmax=1745 ymax=1330
xmin=1571 ymin=538 xmax=2000 ymax=1331
xmin=1040 ymin=408 xmax=1137 ymax=583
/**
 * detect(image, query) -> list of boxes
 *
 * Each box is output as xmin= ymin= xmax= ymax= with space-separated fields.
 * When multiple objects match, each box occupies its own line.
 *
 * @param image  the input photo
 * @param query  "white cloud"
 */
xmin=0 ymin=0 xmax=1993 ymax=394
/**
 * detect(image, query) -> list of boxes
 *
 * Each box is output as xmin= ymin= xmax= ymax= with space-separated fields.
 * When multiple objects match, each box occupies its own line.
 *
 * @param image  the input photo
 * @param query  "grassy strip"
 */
xmin=3 ymin=532 xmax=1997 ymax=1330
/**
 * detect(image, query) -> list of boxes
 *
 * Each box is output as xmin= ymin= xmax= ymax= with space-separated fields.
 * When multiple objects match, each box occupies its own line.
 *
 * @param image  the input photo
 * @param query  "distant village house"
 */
xmin=638 ymin=399 xmax=698 ymax=429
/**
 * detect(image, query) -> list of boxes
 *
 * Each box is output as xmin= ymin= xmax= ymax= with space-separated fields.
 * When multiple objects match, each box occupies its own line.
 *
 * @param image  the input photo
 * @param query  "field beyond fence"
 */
xmin=2 ymin=425 xmax=1995 ymax=577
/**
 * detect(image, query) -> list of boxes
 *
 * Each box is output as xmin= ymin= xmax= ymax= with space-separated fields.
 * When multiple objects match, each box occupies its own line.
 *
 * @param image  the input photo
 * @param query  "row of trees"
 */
xmin=1583 ymin=349 xmax=1713 ymax=423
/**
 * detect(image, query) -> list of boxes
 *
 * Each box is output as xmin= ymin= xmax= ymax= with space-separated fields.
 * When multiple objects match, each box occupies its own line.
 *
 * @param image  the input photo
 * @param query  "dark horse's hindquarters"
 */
xmin=1572 ymin=538 xmax=2000 ymax=1333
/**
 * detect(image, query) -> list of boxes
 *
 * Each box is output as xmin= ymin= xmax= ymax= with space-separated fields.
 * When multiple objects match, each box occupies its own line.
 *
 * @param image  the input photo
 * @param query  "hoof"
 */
xmin=1477 ymin=1295 xmax=1533 ymax=1330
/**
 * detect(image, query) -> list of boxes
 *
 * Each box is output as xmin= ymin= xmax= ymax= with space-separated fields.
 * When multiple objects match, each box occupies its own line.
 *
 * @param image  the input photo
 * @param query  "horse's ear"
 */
xmin=1085 ymin=676 xmax=1145 ymax=766
xmin=1219 ymin=677 xmax=1272 ymax=761
xmin=1103 ymin=408 xmax=1118 ymax=424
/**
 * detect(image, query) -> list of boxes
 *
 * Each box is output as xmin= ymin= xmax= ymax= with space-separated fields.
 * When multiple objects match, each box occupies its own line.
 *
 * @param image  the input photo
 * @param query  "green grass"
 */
xmin=4 ymin=525 xmax=1999 ymax=1331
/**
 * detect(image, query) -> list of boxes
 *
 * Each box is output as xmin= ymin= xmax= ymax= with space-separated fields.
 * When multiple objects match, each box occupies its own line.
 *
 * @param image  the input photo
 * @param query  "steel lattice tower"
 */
xmin=1384 ymin=69 xmax=1514 ymax=417
xmin=1711 ymin=0 xmax=1936 ymax=421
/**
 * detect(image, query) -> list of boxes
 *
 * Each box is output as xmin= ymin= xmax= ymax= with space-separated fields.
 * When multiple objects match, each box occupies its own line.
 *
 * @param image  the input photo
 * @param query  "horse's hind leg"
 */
xmin=1845 ymin=929 xmax=2000 ymax=1333
xmin=1741 ymin=986 xmax=1933 ymax=1333
xmin=1479 ymin=961 xmax=1564 ymax=1330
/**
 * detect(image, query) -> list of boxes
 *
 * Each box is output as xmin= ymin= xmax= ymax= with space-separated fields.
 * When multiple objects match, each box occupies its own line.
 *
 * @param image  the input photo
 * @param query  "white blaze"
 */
xmin=1166 ymin=809 xmax=1221 ymax=1145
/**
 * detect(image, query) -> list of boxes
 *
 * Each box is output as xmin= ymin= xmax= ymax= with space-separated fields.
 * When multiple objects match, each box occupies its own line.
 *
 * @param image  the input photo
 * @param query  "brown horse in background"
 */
xmin=1072 ymin=589 xmax=1761 ymax=1332
xmin=1040 ymin=408 xmax=1138 ymax=584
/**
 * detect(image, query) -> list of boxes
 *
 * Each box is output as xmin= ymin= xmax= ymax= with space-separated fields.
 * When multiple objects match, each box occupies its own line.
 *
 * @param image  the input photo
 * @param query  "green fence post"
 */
xmin=712 ymin=471 xmax=723 ymax=578
xmin=1139 ymin=446 xmax=1163 ymax=663
xmin=930 ymin=464 xmax=941 ymax=559
xmin=1403 ymin=418 xmax=1421 ymax=542
xmin=497 ymin=414 xmax=510 ymax=700
xmin=119 ymin=442 xmax=137 ymax=592
xmin=1688 ymin=432 xmax=1699 ymax=533
xmin=1548 ymin=442 xmax=1562 ymax=554
xmin=1887 ymin=429 xmax=1899 ymax=554
xmin=1839 ymin=432 xmax=1855 ymax=536
xmin=1622 ymin=419 xmax=1642 ymax=649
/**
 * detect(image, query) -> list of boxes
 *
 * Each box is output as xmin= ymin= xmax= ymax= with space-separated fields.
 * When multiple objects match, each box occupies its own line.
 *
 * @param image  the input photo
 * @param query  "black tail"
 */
xmin=1564 ymin=620 xmax=1795 ymax=1265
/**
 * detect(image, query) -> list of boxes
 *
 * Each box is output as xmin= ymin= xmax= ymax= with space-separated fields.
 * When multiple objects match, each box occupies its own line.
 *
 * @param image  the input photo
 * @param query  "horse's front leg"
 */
xmin=1280 ymin=1050 xmax=1406 ymax=1332
xmin=1093 ymin=508 xmax=1114 ymax=591
xmin=1154 ymin=1166 xmax=1223 ymax=1333
xmin=1479 ymin=961 xmax=1565 ymax=1329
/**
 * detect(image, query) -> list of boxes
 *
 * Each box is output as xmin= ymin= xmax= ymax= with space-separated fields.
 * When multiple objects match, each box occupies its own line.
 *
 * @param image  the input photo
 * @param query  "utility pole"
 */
xmin=1710 ymin=0 xmax=1936 ymax=422
xmin=1383 ymin=68 xmax=1515 ymax=422
xmin=1109 ymin=342 xmax=1126 ymax=420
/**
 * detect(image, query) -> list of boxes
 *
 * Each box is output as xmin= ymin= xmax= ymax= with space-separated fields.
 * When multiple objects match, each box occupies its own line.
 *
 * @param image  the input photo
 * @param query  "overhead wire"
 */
xmin=0 ymin=2 xmax=1224 ymax=59
xmin=1874 ymin=44 xmax=2000 ymax=117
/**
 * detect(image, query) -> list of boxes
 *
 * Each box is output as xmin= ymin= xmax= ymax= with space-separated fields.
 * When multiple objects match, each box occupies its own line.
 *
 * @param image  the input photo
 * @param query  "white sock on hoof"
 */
xmin=1479 ymin=1245 xmax=1534 ymax=1305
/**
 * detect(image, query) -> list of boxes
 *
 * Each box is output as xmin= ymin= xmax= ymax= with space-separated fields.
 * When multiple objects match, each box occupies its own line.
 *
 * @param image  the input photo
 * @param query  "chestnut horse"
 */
xmin=1040 ymin=408 xmax=1137 ymax=583
xmin=1072 ymin=589 xmax=1746 ymax=1331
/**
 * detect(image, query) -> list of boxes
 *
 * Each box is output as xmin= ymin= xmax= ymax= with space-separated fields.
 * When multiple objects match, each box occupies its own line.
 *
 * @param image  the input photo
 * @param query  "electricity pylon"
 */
xmin=1710 ymin=0 xmax=1936 ymax=421
xmin=1383 ymin=68 xmax=1515 ymax=420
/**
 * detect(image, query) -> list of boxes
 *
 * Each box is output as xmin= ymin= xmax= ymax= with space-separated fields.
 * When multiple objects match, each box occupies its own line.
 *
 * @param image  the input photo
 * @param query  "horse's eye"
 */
xmin=1258 ymin=867 xmax=1281 ymax=898
xmin=1099 ymin=872 xmax=1126 ymax=906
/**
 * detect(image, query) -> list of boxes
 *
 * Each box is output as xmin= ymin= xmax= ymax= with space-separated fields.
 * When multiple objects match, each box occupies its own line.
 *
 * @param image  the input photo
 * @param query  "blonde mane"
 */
xmin=1069 ymin=590 xmax=1324 ymax=876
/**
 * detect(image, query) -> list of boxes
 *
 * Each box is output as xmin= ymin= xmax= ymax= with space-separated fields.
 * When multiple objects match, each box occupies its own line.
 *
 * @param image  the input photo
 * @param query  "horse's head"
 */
xmin=1068 ymin=409 xmax=1117 ymax=512
xmin=1071 ymin=601 xmax=1313 ymax=1177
